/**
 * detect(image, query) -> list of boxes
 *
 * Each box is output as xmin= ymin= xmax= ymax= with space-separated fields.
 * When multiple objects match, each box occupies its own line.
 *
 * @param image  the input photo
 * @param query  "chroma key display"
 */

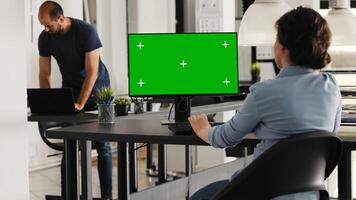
xmin=128 ymin=32 xmax=238 ymax=96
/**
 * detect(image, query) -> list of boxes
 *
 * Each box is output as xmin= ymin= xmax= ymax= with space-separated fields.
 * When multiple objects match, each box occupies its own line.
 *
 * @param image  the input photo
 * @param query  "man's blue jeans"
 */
xmin=61 ymin=141 xmax=113 ymax=199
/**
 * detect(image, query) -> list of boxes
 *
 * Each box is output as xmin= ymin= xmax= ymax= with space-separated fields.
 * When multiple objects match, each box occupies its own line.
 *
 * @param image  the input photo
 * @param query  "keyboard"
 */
xmin=168 ymin=121 xmax=224 ymax=135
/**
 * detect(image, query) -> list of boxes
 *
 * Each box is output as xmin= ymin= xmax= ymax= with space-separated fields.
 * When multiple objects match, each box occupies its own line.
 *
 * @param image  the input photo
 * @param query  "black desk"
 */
xmin=28 ymin=112 xmax=98 ymax=200
xmin=338 ymin=141 xmax=356 ymax=200
xmin=47 ymin=119 xmax=356 ymax=200
xmin=47 ymin=118 xmax=258 ymax=200
xmin=35 ymin=104 xmax=356 ymax=200
xmin=337 ymin=124 xmax=356 ymax=200
xmin=30 ymin=101 xmax=245 ymax=200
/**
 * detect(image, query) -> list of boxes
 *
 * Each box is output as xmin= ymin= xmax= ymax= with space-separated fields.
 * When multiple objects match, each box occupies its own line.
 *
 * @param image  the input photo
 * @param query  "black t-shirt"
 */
xmin=38 ymin=18 xmax=110 ymax=104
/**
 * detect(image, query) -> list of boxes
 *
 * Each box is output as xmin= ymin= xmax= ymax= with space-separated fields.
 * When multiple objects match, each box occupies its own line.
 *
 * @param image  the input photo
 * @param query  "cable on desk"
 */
xmin=168 ymin=103 xmax=175 ymax=120
xmin=47 ymin=152 xmax=63 ymax=157
xmin=167 ymin=97 xmax=189 ymax=120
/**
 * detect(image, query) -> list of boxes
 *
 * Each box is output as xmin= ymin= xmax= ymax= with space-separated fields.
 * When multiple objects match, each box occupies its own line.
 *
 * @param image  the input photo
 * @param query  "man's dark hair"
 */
xmin=41 ymin=1 xmax=63 ymax=20
xmin=275 ymin=6 xmax=331 ymax=69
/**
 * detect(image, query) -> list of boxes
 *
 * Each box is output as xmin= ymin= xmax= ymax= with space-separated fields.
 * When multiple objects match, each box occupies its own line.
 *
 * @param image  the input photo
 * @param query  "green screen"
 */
xmin=128 ymin=33 xmax=238 ymax=96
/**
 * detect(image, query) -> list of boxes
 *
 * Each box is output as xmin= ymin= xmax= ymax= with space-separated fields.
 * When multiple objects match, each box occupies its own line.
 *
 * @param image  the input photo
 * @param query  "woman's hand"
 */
xmin=188 ymin=114 xmax=211 ymax=143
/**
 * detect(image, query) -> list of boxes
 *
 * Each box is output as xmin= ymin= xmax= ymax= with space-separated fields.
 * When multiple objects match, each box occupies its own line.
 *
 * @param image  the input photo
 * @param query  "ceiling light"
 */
xmin=324 ymin=0 xmax=356 ymax=46
xmin=238 ymin=0 xmax=292 ymax=46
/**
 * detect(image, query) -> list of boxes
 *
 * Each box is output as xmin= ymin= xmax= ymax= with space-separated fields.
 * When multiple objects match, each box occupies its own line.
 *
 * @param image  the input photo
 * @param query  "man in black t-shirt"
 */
xmin=37 ymin=1 xmax=112 ymax=199
xmin=38 ymin=1 xmax=110 ymax=111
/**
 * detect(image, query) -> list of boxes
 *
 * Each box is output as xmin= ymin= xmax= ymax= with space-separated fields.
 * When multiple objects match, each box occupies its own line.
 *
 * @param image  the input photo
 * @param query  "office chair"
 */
xmin=37 ymin=122 xmax=66 ymax=151
xmin=37 ymin=122 xmax=102 ymax=200
xmin=38 ymin=121 xmax=101 ymax=151
xmin=211 ymin=131 xmax=342 ymax=200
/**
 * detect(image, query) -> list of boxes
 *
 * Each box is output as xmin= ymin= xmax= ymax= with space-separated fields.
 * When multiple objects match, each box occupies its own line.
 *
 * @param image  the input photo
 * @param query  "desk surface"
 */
xmin=119 ymin=101 xmax=244 ymax=120
xmin=27 ymin=101 xmax=244 ymax=122
xmin=30 ymin=101 xmax=246 ymax=145
xmin=37 ymin=100 xmax=356 ymax=144
xmin=46 ymin=118 xmax=356 ymax=144
xmin=46 ymin=118 xmax=258 ymax=146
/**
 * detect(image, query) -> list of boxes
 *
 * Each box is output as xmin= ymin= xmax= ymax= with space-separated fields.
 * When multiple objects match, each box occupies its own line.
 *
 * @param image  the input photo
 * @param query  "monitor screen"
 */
xmin=128 ymin=32 xmax=238 ymax=96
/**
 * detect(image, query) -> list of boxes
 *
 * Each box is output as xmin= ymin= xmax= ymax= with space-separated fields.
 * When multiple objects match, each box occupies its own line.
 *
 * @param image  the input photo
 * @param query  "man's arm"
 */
xmin=75 ymin=48 xmax=100 ymax=111
xmin=39 ymin=56 xmax=51 ymax=88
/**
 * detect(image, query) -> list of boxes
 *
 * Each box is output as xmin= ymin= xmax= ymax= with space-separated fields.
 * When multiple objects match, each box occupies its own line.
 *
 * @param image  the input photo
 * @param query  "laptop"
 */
xmin=27 ymin=88 xmax=76 ymax=114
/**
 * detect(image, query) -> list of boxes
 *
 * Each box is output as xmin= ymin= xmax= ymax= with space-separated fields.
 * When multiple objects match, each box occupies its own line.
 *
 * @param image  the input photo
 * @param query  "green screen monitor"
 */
xmin=128 ymin=32 xmax=239 ymax=97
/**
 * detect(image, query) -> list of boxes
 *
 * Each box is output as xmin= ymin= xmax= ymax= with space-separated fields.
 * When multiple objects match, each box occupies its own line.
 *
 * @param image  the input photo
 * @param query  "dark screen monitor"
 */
xmin=128 ymin=32 xmax=239 ymax=122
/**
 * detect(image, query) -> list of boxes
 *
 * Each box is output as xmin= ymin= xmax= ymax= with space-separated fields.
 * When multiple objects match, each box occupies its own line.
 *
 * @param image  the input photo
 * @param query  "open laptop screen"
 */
xmin=27 ymin=88 xmax=76 ymax=114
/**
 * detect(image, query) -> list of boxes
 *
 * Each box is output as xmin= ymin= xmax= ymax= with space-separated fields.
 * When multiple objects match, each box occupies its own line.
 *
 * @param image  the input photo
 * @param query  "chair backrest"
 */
xmin=38 ymin=122 xmax=66 ymax=151
xmin=212 ymin=131 xmax=342 ymax=200
xmin=38 ymin=121 xmax=97 ymax=152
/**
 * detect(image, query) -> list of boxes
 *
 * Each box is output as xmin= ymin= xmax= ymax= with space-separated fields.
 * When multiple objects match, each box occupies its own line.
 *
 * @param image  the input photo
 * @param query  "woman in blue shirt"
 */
xmin=189 ymin=7 xmax=341 ymax=200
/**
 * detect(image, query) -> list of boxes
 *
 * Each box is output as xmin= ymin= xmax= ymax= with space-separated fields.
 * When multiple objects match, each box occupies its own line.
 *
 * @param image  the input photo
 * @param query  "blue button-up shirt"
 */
xmin=208 ymin=65 xmax=341 ymax=199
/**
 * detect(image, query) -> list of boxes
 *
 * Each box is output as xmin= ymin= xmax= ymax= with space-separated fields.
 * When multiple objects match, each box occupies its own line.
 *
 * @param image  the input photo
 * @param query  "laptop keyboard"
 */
xmin=168 ymin=122 xmax=224 ymax=135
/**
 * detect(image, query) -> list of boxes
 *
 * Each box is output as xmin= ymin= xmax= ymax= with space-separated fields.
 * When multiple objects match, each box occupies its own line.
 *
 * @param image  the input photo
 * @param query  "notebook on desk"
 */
xmin=27 ymin=88 xmax=77 ymax=114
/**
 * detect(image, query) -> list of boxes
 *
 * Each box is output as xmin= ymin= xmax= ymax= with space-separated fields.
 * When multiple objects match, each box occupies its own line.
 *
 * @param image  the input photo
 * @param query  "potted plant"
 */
xmin=96 ymin=86 xmax=115 ymax=123
xmin=251 ymin=62 xmax=261 ymax=83
xmin=115 ymin=97 xmax=131 ymax=116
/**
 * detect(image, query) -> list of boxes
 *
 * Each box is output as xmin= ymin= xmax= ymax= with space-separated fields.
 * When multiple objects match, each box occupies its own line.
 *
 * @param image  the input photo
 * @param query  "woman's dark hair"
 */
xmin=275 ymin=6 xmax=331 ymax=69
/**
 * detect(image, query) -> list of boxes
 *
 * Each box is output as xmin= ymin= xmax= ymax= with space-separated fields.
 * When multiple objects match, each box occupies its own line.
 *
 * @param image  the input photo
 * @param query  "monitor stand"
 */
xmin=161 ymin=96 xmax=191 ymax=125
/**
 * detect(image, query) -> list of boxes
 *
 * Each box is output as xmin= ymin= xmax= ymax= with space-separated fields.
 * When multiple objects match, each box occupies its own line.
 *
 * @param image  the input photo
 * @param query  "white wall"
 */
xmin=0 ymin=0 xmax=29 ymax=199
xmin=222 ymin=0 xmax=236 ymax=32
xmin=97 ymin=0 xmax=128 ymax=95
xmin=128 ymin=0 xmax=176 ymax=33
